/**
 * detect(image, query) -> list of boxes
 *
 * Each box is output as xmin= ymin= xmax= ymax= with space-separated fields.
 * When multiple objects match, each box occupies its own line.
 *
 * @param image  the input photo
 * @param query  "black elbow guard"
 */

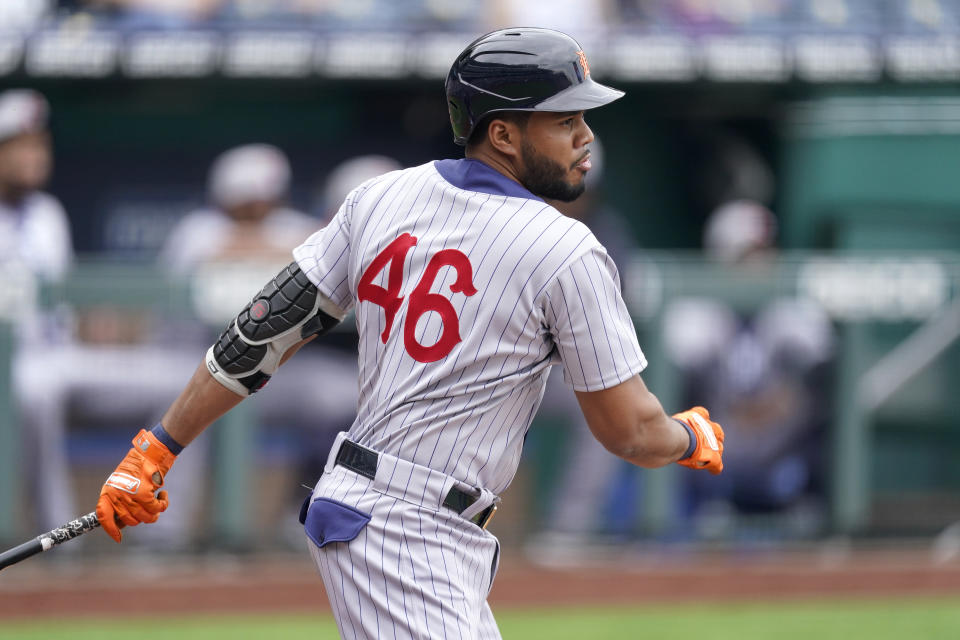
xmin=205 ymin=262 xmax=345 ymax=396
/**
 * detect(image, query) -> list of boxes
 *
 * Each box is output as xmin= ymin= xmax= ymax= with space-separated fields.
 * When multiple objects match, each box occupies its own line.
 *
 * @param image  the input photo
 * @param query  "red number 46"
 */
xmin=357 ymin=233 xmax=478 ymax=363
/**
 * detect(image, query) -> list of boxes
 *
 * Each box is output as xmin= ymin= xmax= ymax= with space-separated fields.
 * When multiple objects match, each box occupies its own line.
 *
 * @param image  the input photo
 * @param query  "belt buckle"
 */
xmin=476 ymin=502 xmax=498 ymax=530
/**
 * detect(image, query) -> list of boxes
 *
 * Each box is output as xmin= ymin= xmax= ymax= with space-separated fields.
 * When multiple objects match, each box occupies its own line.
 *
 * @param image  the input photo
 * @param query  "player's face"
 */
xmin=224 ymin=200 xmax=275 ymax=223
xmin=518 ymin=111 xmax=594 ymax=202
xmin=0 ymin=131 xmax=52 ymax=194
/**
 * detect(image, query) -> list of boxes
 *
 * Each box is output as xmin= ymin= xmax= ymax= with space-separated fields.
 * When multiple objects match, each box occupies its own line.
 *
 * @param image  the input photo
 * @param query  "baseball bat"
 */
xmin=0 ymin=511 xmax=99 ymax=571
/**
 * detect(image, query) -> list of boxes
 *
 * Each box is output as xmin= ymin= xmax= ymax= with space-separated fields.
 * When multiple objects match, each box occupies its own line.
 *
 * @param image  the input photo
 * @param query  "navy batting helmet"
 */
xmin=445 ymin=28 xmax=624 ymax=146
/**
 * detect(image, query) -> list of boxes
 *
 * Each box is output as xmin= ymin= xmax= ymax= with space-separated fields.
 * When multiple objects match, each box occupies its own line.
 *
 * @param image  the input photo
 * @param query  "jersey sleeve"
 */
xmin=293 ymin=200 xmax=355 ymax=313
xmin=26 ymin=194 xmax=73 ymax=281
xmin=541 ymin=245 xmax=647 ymax=392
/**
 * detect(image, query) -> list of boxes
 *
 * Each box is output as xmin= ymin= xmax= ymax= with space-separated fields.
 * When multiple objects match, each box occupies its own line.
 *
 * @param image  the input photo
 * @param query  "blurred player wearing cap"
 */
xmin=317 ymin=154 xmax=404 ymax=223
xmin=161 ymin=144 xmax=319 ymax=273
xmin=0 ymin=89 xmax=79 ymax=531
xmin=0 ymin=89 xmax=71 ymax=282
xmin=157 ymin=144 xmax=359 ymax=546
xmin=665 ymin=201 xmax=832 ymax=533
xmin=95 ymin=28 xmax=725 ymax=638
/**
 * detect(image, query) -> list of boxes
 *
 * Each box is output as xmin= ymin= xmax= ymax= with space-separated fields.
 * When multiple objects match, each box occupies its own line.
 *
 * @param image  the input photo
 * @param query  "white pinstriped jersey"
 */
xmin=294 ymin=158 xmax=646 ymax=495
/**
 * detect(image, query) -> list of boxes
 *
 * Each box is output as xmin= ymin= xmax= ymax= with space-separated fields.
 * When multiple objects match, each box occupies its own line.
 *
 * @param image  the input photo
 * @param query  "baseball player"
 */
xmin=0 ymin=89 xmax=77 ymax=531
xmin=96 ymin=28 xmax=725 ymax=639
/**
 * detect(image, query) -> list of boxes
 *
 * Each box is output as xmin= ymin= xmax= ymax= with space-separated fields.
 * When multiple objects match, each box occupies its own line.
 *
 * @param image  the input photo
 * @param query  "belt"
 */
xmin=335 ymin=439 xmax=498 ymax=530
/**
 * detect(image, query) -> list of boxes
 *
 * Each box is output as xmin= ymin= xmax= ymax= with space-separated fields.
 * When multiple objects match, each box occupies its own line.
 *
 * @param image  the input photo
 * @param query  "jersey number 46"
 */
xmin=358 ymin=233 xmax=477 ymax=363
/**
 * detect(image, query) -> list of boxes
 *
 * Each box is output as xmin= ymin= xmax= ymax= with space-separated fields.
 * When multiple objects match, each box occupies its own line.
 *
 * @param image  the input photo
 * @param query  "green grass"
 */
xmin=2 ymin=598 xmax=959 ymax=639
xmin=497 ymin=599 xmax=960 ymax=639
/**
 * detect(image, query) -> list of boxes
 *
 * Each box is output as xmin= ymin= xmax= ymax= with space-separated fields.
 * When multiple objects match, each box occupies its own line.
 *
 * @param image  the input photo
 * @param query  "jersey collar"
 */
xmin=434 ymin=158 xmax=543 ymax=202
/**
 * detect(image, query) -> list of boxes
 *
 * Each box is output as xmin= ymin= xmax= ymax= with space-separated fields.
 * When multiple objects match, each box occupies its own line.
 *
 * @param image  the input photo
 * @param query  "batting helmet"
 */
xmin=445 ymin=28 xmax=624 ymax=146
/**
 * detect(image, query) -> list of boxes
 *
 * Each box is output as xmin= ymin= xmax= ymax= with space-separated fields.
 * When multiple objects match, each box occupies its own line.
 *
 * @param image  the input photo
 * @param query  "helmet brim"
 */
xmin=534 ymin=77 xmax=625 ymax=112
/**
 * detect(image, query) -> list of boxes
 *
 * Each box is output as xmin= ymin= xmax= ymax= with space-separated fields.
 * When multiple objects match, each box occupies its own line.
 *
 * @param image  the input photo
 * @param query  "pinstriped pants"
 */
xmin=307 ymin=464 xmax=502 ymax=640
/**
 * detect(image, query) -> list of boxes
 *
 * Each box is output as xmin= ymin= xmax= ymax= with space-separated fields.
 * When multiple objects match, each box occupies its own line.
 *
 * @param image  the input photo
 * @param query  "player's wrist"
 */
xmin=149 ymin=423 xmax=185 ymax=456
xmin=674 ymin=418 xmax=698 ymax=461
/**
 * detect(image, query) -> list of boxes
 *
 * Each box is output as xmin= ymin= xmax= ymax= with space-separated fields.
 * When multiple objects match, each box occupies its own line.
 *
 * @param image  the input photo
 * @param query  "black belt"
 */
xmin=335 ymin=439 xmax=498 ymax=530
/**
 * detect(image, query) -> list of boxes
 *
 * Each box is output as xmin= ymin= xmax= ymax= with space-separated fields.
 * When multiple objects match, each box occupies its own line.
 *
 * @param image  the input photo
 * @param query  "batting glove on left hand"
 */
xmin=96 ymin=429 xmax=176 ymax=543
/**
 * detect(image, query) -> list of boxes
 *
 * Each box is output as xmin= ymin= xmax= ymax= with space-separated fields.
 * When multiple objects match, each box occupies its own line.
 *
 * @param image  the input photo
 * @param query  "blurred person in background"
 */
xmin=0 ymin=88 xmax=76 ymax=532
xmin=75 ymin=0 xmax=223 ymax=28
xmin=161 ymin=144 xmax=317 ymax=274
xmin=156 ymin=144 xmax=360 ymax=547
xmin=663 ymin=200 xmax=834 ymax=539
xmin=653 ymin=0 xmax=792 ymax=34
xmin=0 ymin=89 xmax=69 ymax=282
xmin=0 ymin=0 xmax=52 ymax=31
xmin=216 ymin=0 xmax=481 ymax=30
xmin=72 ymin=0 xmax=482 ymax=30
xmin=314 ymin=154 xmax=404 ymax=225
xmin=3 ymin=91 xmax=198 ymax=541
xmin=485 ymin=0 xmax=615 ymax=34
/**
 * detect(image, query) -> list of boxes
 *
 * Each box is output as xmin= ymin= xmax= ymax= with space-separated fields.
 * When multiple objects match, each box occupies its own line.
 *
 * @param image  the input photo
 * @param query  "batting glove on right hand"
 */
xmin=672 ymin=406 xmax=725 ymax=475
xmin=96 ymin=429 xmax=176 ymax=542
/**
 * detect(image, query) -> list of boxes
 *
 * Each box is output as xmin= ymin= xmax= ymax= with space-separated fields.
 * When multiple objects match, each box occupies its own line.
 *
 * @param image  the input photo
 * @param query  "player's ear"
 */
xmin=487 ymin=118 xmax=521 ymax=159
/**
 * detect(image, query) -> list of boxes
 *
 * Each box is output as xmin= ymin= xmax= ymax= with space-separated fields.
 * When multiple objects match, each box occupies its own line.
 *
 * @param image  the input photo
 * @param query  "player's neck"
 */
xmin=0 ymin=184 xmax=28 ymax=208
xmin=464 ymin=148 xmax=525 ymax=189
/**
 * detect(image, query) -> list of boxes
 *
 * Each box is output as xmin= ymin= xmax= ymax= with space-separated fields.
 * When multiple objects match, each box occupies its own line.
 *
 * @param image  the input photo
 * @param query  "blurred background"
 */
xmin=1 ymin=0 xmax=960 ymax=574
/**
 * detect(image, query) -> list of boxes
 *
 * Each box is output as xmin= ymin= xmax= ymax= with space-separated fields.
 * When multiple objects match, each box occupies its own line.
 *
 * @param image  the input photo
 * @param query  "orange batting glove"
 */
xmin=673 ymin=406 xmax=725 ymax=475
xmin=96 ymin=429 xmax=176 ymax=543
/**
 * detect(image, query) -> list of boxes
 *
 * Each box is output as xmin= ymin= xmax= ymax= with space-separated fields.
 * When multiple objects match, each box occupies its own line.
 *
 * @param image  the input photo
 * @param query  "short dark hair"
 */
xmin=466 ymin=111 xmax=531 ymax=148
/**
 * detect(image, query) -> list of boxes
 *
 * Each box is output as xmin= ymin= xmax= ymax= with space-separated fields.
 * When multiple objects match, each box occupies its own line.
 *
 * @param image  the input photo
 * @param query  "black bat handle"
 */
xmin=0 ymin=511 xmax=100 ymax=572
xmin=0 ymin=538 xmax=45 ymax=570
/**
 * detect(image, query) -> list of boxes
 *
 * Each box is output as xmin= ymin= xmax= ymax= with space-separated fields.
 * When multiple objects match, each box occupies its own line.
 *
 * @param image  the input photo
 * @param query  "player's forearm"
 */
xmin=159 ymin=335 xmax=314 ymax=447
xmin=576 ymin=376 xmax=692 ymax=468
xmin=159 ymin=361 xmax=245 ymax=447
xmin=610 ymin=390 xmax=691 ymax=468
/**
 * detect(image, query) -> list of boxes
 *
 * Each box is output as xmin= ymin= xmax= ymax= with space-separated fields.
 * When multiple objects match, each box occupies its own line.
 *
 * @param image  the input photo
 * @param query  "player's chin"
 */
xmin=552 ymin=179 xmax=587 ymax=203
xmin=569 ymin=171 xmax=588 ymax=192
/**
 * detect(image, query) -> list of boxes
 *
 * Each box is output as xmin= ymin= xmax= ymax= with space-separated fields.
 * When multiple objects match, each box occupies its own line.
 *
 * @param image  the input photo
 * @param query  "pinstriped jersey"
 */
xmin=293 ymin=158 xmax=646 ymax=494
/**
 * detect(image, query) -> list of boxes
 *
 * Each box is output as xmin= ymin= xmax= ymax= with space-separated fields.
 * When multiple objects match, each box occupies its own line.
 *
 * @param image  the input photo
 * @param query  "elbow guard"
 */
xmin=204 ymin=262 xmax=345 ymax=396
